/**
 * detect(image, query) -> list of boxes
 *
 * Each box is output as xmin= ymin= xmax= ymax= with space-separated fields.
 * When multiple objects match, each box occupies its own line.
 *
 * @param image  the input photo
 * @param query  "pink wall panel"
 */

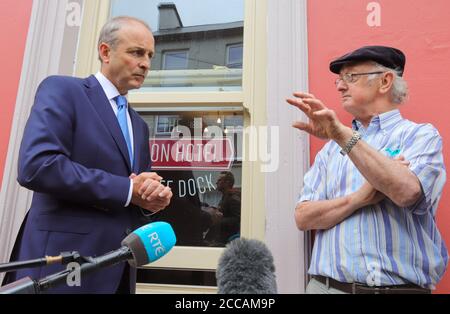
xmin=0 ymin=0 xmax=33 ymax=187
xmin=307 ymin=0 xmax=450 ymax=293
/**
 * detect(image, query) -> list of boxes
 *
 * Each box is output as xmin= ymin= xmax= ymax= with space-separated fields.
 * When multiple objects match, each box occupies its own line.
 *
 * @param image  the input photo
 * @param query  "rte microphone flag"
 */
xmin=122 ymin=221 xmax=177 ymax=267
xmin=79 ymin=221 xmax=177 ymax=270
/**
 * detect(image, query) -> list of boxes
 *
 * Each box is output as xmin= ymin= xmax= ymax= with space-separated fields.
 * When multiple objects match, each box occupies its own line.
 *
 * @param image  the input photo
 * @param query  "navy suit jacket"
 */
xmin=11 ymin=75 xmax=151 ymax=293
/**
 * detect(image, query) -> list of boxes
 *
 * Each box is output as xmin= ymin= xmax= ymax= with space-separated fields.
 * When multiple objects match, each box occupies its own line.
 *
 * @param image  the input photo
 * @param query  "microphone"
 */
xmin=121 ymin=221 xmax=177 ymax=267
xmin=0 ymin=221 xmax=176 ymax=294
xmin=81 ymin=221 xmax=177 ymax=269
xmin=216 ymin=238 xmax=277 ymax=294
xmin=38 ymin=221 xmax=177 ymax=291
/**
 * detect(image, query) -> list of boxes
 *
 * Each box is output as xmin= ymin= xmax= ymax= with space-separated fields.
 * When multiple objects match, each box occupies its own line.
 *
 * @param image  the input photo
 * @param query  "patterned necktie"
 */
xmin=115 ymin=95 xmax=133 ymax=167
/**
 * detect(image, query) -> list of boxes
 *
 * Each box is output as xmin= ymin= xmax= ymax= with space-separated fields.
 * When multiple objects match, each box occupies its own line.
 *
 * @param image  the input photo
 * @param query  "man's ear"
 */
xmin=98 ymin=43 xmax=111 ymax=64
xmin=379 ymin=71 xmax=394 ymax=95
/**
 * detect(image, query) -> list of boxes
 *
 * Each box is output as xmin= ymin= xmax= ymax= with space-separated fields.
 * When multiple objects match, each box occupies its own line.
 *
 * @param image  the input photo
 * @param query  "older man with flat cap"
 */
xmin=288 ymin=46 xmax=447 ymax=294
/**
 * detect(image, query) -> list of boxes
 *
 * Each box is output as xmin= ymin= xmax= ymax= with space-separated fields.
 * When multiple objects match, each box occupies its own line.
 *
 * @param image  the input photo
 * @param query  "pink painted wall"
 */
xmin=307 ymin=0 xmax=450 ymax=293
xmin=0 ymin=0 xmax=33 ymax=188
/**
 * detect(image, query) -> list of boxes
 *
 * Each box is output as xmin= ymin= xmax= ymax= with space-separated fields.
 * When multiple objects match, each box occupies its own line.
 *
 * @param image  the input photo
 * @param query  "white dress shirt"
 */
xmin=95 ymin=72 xmax=134 ymax=207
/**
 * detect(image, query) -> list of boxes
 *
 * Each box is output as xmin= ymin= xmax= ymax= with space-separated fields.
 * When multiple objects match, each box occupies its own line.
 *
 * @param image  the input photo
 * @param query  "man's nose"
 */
xmin=336 ymin=79 xmax=348 ymax=92
xmin=140 ymin=57 xmax=150 ymax=70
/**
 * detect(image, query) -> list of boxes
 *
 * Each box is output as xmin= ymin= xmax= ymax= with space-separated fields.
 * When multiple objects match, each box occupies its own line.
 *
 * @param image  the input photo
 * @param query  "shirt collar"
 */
xmin=352 ymin=109 xmax=402 ymax=131
xmin=378 ymin=109 xmax=403 ymax=130
xmin=95 ymin=72 xmax=124 ymax=101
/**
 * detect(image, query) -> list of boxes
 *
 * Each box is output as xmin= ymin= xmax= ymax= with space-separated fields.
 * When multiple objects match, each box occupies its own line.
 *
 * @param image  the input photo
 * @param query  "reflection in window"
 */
xmin=139 ymin=110 xmax=243 ymax=247
xmin=156 ymin=116 xmax=180 ymax=134
xmin=226 ymin=43 xmax=243 ymax=68
xmin=110 ymin=0 xmax=244 ymax=92
xmin=163 ymin=50 xmax=189 ymax=70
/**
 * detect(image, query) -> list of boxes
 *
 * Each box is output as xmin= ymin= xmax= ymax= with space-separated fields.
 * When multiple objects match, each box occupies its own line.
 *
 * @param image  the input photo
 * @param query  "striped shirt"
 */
xmin=299 ymin=109 xmax=448 ymax=289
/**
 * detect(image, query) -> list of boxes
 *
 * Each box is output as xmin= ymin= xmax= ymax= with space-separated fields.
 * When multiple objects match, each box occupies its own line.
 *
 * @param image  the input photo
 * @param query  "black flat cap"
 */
xmin=329 ymin=45 xmax=406 ymax=76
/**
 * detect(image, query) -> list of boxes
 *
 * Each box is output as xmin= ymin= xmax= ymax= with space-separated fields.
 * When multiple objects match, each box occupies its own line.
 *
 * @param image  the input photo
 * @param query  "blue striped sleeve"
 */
xmin=298 ymin=143 xmax=330 ymax=203
xmin=401 ymin=124 xmax=446 ymax=215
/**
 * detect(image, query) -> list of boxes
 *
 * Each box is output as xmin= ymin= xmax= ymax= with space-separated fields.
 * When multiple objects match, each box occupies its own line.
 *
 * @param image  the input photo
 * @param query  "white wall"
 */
xmin=265 ymin=0 xmax=310 ymax=293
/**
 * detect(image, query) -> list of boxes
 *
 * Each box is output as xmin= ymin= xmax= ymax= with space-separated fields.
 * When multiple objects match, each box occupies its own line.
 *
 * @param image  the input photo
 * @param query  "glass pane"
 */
xmin=110 ymin=0 xmax=244 ymax=92
xmin=163 ymin=50 xmax=188 ymax=70
xmin=139 ymin=110 xmax=243 ymax=247
xmin=156 ymin=115 xmax=179 ymax=134
xmin=227 ymin=44 xmax=243 ymax=68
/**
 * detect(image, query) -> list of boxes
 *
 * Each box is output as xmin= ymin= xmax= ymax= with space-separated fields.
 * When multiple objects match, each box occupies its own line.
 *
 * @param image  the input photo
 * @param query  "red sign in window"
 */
xmin=150 ymin=138 xmax=234 ymax=171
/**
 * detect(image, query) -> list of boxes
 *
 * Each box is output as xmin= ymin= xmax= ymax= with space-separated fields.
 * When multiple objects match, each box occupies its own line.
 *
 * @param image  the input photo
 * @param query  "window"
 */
xmin=140 ymin=110 xmax=243 ymax=248
xmin=76 ymin=0 xmax=266 ymax=284
xmin=227 ymin=43 xmax=243 ymax=68
xmin=163 ymin=50 xmax=188 ymax=70
xmin=109 ymin=0 xmax=244 ymax=92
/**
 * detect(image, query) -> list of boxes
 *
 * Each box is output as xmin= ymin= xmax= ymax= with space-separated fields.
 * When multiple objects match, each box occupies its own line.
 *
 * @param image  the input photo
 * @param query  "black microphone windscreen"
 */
xmin=121 ymin=233 xmax=149 ymax=267
xmin=216 ymin=238 xmax=277 ymax=294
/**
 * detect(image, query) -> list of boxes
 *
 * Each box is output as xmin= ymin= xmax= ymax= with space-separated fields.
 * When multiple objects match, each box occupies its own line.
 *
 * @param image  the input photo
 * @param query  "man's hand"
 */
xmin=287 ymin=92 xmax=352 ymax=142
xmin=129 ymin=172 xmax=162 ymax=183
xmin=394 ymin=155 xmax=410 ymax=168
xmin=351 ymin=156 xmax=411 ymax=207
xmin=352 ymin=181 xmax=386 ymax=208
xmin=203 ymin=206 xmax=223 ymax=225
xmin=130 ymin=172 xmax=172 ymax=213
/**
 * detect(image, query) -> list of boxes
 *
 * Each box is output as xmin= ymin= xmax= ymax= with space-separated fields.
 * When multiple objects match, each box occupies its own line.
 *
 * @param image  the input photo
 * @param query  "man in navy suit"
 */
xmin=5 ymin=16 xmax=173 ymax=293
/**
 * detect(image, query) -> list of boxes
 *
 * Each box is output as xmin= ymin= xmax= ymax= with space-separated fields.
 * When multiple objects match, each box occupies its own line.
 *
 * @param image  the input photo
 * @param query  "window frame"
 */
xmin=75 ymin=0 xmax=267 ymax=273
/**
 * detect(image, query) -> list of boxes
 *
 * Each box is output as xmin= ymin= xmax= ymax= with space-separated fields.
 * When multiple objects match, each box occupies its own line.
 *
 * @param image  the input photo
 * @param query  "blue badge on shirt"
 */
xmin=385 ymin=147 xmax=401 ymax=158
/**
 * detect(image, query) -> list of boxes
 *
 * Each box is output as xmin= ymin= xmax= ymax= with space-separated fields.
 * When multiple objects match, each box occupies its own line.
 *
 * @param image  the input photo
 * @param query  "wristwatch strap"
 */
xmin=340 ymin=131 xmax=361 ymax=156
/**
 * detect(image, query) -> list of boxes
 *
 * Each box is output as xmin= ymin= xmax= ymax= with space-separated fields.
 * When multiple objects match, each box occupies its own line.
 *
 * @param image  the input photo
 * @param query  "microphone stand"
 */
xmin=37 ymin=246 xmax=131 ymax=292
xmin=0 ymin=251 xmax=84 ymax=274
xmin=0 ymin=277 xmax=38 ymax=294
xmin=0 ymin=246 xmax=131 ymax=294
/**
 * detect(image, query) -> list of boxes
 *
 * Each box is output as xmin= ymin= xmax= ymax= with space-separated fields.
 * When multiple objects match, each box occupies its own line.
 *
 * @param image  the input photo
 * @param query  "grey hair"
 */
xmin=367 ymin=62 xmax=409 ymax=104
xmin=97 ymin=16 xmax=152 ymax=62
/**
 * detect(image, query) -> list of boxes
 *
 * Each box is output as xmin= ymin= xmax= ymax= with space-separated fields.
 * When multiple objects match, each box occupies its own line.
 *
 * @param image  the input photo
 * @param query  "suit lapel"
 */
xmin=83 ymin=75 xmax=132 ymax=171
xmin=130 ymin=109 xmax=143 ymax=173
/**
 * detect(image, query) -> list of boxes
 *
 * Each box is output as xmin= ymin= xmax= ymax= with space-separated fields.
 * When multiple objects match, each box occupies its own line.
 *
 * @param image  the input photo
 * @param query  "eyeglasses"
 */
xmin=335 ymin=71 xmax=385 ymax=86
